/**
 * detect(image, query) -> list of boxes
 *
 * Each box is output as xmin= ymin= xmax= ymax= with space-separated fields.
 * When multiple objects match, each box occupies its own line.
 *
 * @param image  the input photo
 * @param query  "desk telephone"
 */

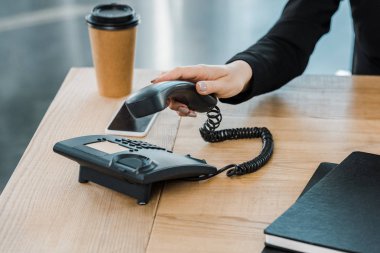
xmin=53 ymin=81 xmax=274 ymax=204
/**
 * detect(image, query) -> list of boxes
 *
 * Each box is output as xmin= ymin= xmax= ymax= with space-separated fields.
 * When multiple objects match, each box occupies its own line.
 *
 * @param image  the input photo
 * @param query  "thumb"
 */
xmin=196 ymin=80 xmax=224 ymax=96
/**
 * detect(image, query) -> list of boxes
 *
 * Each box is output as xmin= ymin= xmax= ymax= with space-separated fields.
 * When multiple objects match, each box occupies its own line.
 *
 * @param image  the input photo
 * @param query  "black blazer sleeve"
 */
xmin=220 ymin=0 xmax=341 ymax=104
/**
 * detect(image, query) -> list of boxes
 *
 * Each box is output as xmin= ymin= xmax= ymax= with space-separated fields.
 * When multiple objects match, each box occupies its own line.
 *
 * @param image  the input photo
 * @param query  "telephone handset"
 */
xmin=125 ymin=81 xmax=218 ymax=118
xmin=53 ymin=81 xmax=274 ymax=204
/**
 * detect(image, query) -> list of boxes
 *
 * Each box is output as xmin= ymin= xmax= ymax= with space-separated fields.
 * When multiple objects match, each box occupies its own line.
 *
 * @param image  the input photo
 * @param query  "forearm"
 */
xmin=221 ymin=0 xmax=341 ymax=104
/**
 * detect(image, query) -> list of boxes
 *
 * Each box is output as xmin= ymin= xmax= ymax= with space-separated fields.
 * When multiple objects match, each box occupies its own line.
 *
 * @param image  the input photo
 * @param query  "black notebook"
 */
xmin=298 ymin=162 xmax=337 ymax=198
xmin=261 ymin=162 xmax=337 ymax=253
xmin=264 ymin=151 xmax=380 ymax=253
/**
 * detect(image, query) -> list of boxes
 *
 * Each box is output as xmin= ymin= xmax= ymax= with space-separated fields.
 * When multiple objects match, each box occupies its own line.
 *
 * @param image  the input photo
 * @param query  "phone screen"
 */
xmin=106 ymin=104 xmax=157 ymax=136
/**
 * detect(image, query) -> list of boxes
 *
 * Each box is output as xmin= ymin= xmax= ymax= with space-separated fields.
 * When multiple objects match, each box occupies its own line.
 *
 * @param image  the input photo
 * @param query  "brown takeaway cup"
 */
xmin=86 ymin=4 xmax=140 ymax=98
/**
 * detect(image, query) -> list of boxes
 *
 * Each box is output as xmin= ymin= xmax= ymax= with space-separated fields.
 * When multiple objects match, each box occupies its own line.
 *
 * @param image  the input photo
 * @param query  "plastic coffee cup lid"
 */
xmin=86 ymin=3 xmax=140 ymax=30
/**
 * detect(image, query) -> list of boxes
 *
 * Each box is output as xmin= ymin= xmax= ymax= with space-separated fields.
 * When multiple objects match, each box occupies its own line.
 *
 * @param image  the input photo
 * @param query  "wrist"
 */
xmin=227 ymin=60 xmax=253 ymax=92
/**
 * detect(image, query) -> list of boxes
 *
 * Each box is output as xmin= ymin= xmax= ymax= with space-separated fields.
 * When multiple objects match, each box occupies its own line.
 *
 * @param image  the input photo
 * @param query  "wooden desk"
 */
xmin=0 ymin=69 xmax=379 ymax=252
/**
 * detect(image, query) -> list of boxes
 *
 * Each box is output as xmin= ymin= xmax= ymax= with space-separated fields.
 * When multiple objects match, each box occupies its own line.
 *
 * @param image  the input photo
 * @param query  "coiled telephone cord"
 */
xmin=188 ymin=106 xmax=274 ymax=181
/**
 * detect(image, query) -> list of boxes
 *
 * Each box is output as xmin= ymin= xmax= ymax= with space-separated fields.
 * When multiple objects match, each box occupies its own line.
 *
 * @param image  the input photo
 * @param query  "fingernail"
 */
xmin=151 ymin=78 xmax=157 ymax=83
xmin=198 ymin=82 xmax=207 ymax=92
xmin=188 ymin=111 xmax=197 ymax=117
xmin=178 ymin=107 xmax=190 ymax=114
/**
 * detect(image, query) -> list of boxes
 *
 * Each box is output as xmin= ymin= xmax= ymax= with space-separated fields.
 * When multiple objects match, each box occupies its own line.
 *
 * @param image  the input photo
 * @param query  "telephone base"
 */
xmin=79 ymin=166 xmax=152 ymax=205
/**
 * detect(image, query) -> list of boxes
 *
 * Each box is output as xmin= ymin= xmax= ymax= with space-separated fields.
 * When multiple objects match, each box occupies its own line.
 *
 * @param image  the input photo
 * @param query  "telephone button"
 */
xmin=118 ymin=157 xmax=143 ymax=170
xmin=117 ymin=155 xmax=153 ymax=171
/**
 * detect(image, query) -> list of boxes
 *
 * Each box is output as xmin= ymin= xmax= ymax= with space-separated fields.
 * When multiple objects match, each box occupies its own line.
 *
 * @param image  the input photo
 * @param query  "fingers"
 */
xmin=196 ymin=80 xmax=228 ymax=97
xmin=152 ymin=66 xmax=203 ymax=83
xmin=177 ymin=107 xmax=197 ymax=117
xmin=196 ymin=81 xmax=211 ymax=95
xmin=167 ymin=98 xmax=197 ymax=117
xmin=196 ymin=75 xmax=249 ymax=98
xmin=151 ymin=64 xmax=228 ymax=84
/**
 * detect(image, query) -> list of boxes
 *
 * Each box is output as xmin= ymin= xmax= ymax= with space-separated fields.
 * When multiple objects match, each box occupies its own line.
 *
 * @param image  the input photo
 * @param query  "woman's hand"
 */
xmin=151 ymin=60 xmax=252 ymax=117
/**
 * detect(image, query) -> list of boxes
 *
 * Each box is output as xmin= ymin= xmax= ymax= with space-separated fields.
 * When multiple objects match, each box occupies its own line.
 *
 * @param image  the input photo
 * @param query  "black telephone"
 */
xmin=53 ymin=135 xmax=217 ymax=204
xmin=54 ymin=81 xmax=274 ymax=204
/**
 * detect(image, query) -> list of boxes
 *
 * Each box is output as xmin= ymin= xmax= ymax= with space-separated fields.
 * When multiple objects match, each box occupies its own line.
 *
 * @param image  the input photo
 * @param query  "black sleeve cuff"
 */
xmin=219 ymin=53 xmax=266 ymax=105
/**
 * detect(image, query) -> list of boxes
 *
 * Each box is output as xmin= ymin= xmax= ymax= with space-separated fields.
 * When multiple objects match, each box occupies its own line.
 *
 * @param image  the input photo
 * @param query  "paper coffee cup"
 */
xmin=86 ymin=4 xmax=140 ymax=98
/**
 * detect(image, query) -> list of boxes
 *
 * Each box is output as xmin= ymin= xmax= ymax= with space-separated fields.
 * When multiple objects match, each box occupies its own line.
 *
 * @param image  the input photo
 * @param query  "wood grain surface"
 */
xmin=1 ymin=70 xmax=380 ymax=253
xmin=0 ymin=68 xmax=180 ymax=252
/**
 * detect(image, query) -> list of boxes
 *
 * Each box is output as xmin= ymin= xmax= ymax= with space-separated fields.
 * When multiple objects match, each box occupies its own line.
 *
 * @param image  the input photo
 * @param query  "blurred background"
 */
xmin=0 ymin=0 xmax=353 ymax=192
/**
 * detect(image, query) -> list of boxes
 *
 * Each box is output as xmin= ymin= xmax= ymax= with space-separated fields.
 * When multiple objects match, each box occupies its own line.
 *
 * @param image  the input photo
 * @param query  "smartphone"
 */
xmin=106 ymin=103 xmax=158 ymax=137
